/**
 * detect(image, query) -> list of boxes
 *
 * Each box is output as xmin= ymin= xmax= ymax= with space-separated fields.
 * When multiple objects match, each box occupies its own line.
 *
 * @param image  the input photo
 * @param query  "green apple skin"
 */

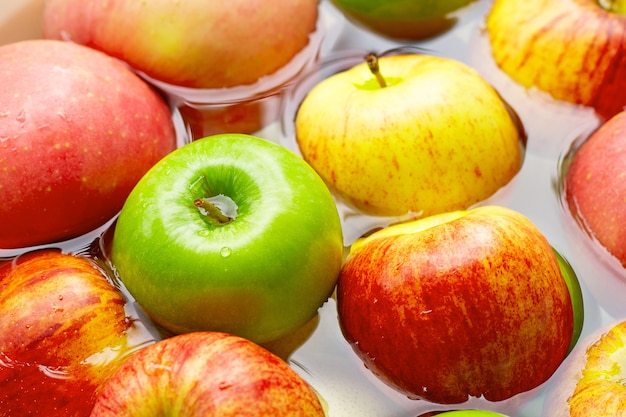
xmin=330 ymin=0 xmax=477 ymax=40
xmin=90 ymin=331 xmax=325 ymax=417
xmin=337 ymin=206 xmax=577 ymax=404
xmin=0 ymin=250 xmax=152 ymax=416
xmin=110 ymin=133 xmax=344 ymax=344
xmin=42 ymin=0 xmax=318 ymax=89
xmin=486 ymin=0 xmax=626 ymax=120
xmin=565 ymin=110 xmax=626 ymax=268
xmin=553 ymin=248 xmax=584 ymax=353
xmin=0 ymin=39 xmax=177 ymax=249
xmin=295 ymin=54 xmax=523 ymax=218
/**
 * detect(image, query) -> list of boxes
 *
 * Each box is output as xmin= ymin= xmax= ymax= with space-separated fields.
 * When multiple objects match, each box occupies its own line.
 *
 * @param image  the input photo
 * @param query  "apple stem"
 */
xmin=194 ymin=198 xmax=233 ymax=225
xmin=366 ymin=53 xmax=387 ymax=88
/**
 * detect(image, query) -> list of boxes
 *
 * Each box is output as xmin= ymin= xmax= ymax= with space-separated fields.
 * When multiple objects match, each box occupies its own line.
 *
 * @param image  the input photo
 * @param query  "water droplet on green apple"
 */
xmin=220 ymin=247 xmax=232 ymax=257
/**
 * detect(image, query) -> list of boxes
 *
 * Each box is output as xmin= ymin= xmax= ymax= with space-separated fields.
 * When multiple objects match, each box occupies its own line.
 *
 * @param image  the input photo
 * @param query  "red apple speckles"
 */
xmin=0 ymin=39 xmax=177 ymax=249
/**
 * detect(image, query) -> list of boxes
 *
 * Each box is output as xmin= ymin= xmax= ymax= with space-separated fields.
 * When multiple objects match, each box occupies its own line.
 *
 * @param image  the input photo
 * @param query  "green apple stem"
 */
xmin=194 ymin=198 xmax=233 ymax=225
xmin=366 ymin=53 xmax=387 ymax=88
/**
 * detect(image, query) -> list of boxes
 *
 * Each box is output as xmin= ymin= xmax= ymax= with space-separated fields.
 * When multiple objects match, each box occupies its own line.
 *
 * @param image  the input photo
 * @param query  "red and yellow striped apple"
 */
xmin=0 ymin=250 xmax=153 ymax=416
xmin=337 ymin=205 xmax=581 ymax=404
xmin=486 ymin=0 xmax=626 ymax=120
xmin=42 ymin=0 xmax=319 ymax=89
xmin=0 ymin=39 xmax=177 ymax=249
xmin=90 ymin=331 xmax=326 ymax=417
xmin=295 ymin=53 xmax=524 ymax=218
xmin=543 ymin=319 xmax=626 ymax=417
xmin=564 ymin=110 xmax=626 ymax=268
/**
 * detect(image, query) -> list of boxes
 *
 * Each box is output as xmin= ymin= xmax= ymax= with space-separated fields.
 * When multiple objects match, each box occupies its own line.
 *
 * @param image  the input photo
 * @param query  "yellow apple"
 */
xmin=543 ymin=319 xmax=626 ymax=417
xmin=486 ymin=0 xmax=626 ymax=120
xmin=294 ymin=53 xmax=524 ymax=218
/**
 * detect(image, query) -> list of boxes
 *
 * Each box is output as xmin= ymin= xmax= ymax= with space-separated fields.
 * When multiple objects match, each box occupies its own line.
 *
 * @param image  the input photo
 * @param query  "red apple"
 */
xmin=0 ymin=250 xmax=155 ymax=416
xmin=336 ymin=205 xmax=577 ymax=404
xmin=0 ymin=39 xmax=177 ymax=249
xmin=564 ymin=110 xmax=626 ymax=268
xmin=486 ymin=0 xmax=626 ymax=120
xmin=91 ymin=331 xmax=326 ymax=416
xmin=42 ymin=0 xmax=319 ymax=89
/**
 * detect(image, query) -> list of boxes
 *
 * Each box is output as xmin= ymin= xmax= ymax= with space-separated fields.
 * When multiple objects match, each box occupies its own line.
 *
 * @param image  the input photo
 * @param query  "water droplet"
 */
xmin=58 ymin=295 xmax=63 ymax=301
xmin=220 ymin=247 xmax=232 ymax=258
xmin=197 ymin=230 xmax=210 ymax=237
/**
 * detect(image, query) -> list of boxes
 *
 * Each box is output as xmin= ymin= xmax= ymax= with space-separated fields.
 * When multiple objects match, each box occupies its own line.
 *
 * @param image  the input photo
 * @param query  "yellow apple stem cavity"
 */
xmin=366 ymin=53 xmax=387 ymax=88
xmin=599 ymin=0 xmax=626 ymax=13
xmin=194 ymin=194 xmax=238 ymax=225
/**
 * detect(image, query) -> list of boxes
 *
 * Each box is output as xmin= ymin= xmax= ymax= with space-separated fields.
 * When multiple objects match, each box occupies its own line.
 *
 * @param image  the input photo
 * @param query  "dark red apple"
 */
xmin=0 ymin=39 xmax=177 ymax=249
xmin=0 ymin=250 xmax=155 ymax=416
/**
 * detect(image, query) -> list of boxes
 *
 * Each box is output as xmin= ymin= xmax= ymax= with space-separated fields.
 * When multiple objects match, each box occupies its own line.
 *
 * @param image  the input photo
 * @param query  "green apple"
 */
xmin=336 ymin=205 xmax=580 ymax=404
xmin=0 ymin=250 xmax=155 ymax=415
xmin=42 ymin=0 xmax=319 ymax=89
xmin=564 ymin=110 xmax=626 ymax=268
xmin=553 ymin=247 xmax=584 ymax=353
xmin=330 ymin=0 xmax=478 ymax=40
xmin=0 ymin=39 xmax=177 ymax=249
xmin=295 ymin=53 xmax=524 ymax=219
xmin=486 ymin=0 xmax=626 ymax=120
xmin=110 ymin=133 xmax=344 ymax=344
xmin=90 ymin=331 xmax=326 ymax=417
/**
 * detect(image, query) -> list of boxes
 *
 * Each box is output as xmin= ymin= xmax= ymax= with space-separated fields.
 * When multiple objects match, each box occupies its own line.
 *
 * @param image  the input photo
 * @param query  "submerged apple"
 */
xmin=337 ymin=205 xmax=580 ymax=404
xmin=329 ymin=0 xmax=477 ymax=40
xmin=43 ymin=0 xmax=319 ymax=89
xmin=486 ymin=0 xmax=626 ymax=120
xmin=564 ymin=110 xmax=626 ymax=268
xmin=111 ymin=133 xmax=343 ymax=343
xmin=543 ymin=319 xmax=626 ymax=416
xmin=0 ymin=39 xmax=177 ymax=249
xmin=90 ymin=331 xmax=326 ymax=417
xmin=0 ymin=250 xmax=153 ymax=416
xmin=295 ymin=53 xmax=523 ymax=218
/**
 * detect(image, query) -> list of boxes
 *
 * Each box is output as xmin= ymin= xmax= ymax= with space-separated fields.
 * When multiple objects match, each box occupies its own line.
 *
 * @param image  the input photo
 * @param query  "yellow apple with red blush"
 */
xmin=295 ymin=53 xmax=524 ymax=219
xmin=486 ymin=0 xmax=626 ymax=120
xmin=42 ymin=0 xmax=319 ymax=89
